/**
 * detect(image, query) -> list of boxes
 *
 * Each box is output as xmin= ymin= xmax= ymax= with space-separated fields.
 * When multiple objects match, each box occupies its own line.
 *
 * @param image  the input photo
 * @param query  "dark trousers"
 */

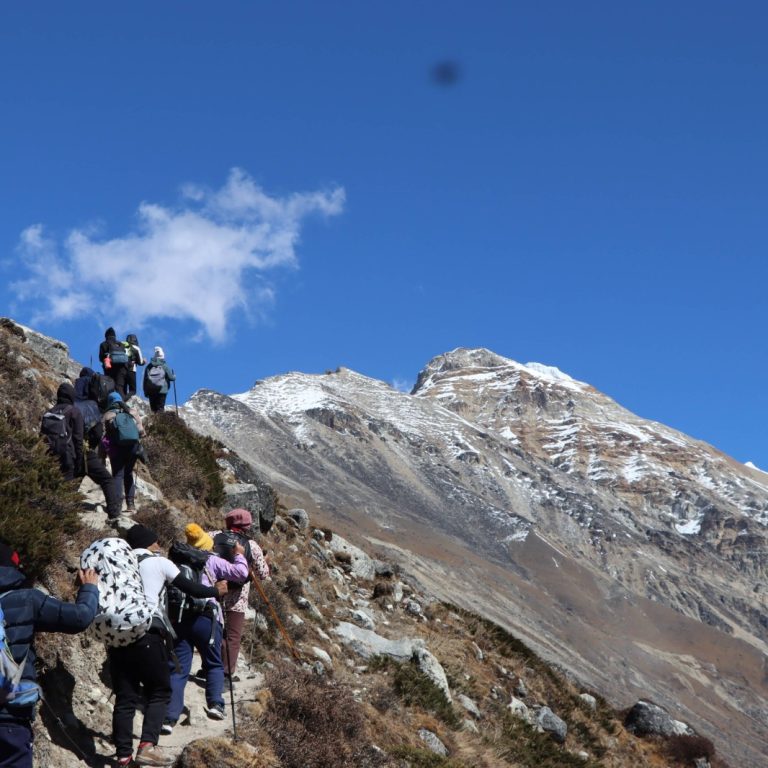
xmin=0 ymin=722 xmax=33 ymax=768
xmin=105 ymin=365 xmax=128 ymax=398
xmin=110 ymin=447 xmax=137 ymax=508
xmin=124 ymin=369 xmax=137 ymax=400
xmin=167 ymin=611 xmax=223 ymax=722
xmin=85 ymin=449 xmax=120 ymax=517
xmin=221 ymin=609 xmax=246 ymax=675
xmin=148 ymin=392 xmax=167 ymax=413
xmin=108 ymin=632 xmax=171 ymax=759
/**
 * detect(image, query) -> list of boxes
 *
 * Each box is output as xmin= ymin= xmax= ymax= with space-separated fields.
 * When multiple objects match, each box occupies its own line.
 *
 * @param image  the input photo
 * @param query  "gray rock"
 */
xmin=414 ymin=648 xmax=452 ymax=702
xmin=507 ymin=696 xmax=529 ymax=720
xmin=374 ymin=560 xmax=395 ymax=578
xmin=471 ymin=642 xmax=484 ymax=661
xmin=457 ymin=694 xmax=481 ymax=719
xmin=351 ymin=609 xmax=376 ymax=630
xmin=404 ymin=598 xmax=422 ymax=615
xmin=536 ymin=706 xmax=567 ymax=743
xmin=2 ymin=318 xmax=80 ymax=380
xmin=624 ymin=700 xmax=677 ymax=737
xmin=312 ymin=528 xmax=326 ymax=541
xmin=328 ymin=534 xmax=376 ymax=581
xmin=578 ymin=693 xmax=597 ymax=711
xmin=222 ymin=481 xmax=276 ymax=534
xmin=333 ymin=621 xmax=423 ymax=660
xmin=462 ymin=718 xmax=479 ymax=734
xmin=312 ymin=647 xmax=333 ymax=667
xmin=515 ymin=677 xmax=528 ymax=697
xmin=288 ymin=508 xmax=309 ymax=529
xmin=418 ymin=728 xmax=448 ymax=757
xmin=693 ymin=759 xmax=710 ymax=768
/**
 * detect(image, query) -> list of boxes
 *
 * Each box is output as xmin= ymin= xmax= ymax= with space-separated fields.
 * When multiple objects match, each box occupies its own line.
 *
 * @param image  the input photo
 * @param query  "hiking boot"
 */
xmin=134 ymin=743 xmax=172 ymax=766
xmin=204 ymin=702 xmax=225 ymax=720
xmin=126 ymin=500 xmax=136 ymax=512
xmin=160 ymin=719 xmax=175 ymax=735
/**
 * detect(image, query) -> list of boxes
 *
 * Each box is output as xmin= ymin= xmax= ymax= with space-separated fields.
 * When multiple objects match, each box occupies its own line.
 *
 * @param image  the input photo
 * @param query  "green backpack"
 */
xmin=110 ymin=410 xmax=139 ymax=446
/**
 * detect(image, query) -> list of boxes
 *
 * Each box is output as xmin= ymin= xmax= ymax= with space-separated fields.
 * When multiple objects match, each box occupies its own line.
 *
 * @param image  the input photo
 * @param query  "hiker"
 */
xmin=143 ymin=347 xmax=175 ymax=413
xmin=206 ymin=509 xmax=270 ymax=681
xmin=108 ymin=526 xmax=228 ymax=768
xmin=124 ymin=334 xmax=146 ymax=402
xmin=98 ymin=327 xmax=129 ymax=398
xmin=40 ymin=382 xmax=84 ymax=481
xmin=162 ymin=528 xmax=248 ymax=732
xmin=73 ymin=368 xmax=122 ymax=520
xmin=0 ymin=542 xmax=99 ymax=768
xmin=103 ymin=392 xmax=144 ymax=514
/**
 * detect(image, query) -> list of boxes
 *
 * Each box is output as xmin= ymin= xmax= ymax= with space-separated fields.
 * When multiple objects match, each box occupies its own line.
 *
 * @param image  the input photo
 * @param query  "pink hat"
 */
xmin=225 ymin=508 xmax=253 ymax=529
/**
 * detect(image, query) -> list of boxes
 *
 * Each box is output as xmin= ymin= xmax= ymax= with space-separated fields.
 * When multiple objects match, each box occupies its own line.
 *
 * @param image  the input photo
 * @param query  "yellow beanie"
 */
xmin=185 ymin=523 xmax=213 ymax=552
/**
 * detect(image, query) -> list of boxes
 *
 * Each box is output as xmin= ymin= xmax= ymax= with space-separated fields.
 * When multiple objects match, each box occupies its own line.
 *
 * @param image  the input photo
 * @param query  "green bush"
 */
xmin=0 ymin=417 xmax=82 ymax=582
xmin=142 ymin=413 xmax=225 ymax=508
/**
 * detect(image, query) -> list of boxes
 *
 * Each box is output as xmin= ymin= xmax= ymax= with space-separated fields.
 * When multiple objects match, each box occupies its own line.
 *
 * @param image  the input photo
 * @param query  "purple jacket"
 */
xmin=200 ymin=553 xmax=248 ymax=623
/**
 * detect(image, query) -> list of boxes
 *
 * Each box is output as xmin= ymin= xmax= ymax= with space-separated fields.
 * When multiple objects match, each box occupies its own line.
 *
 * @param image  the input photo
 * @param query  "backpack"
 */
xmin=0 ymin=599 xmax=40 ymax=708
xmin=143 ymin=363 xmax=166 ymax=396
xmin=221 ymin=530 xmax=255 ymax=570
xmin=80 ymin=538 xmax=153 ymax=647
xmin=109 ymin=409 xmax=139 ymax=446
xmin=88 ymin=373 xmax=116 ymax=411
xmin=40 ymin=406 xmax=72 ymax=459
xmin=166 ymin=542 xmax=214 ymax=623
xmin=74 ymin=399 xmax=101 ymax=432
xmin=106 ymin=339 xmax=129 ymax=366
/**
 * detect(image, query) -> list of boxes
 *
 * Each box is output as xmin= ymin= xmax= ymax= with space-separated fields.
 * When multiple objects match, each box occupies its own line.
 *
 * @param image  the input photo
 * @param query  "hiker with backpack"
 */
xmin=0 ymin=542 xmax=99 ymax=768
xmin=40 ymin=382 xmax=84 ymax=481
xmin=98 ymin=327 xmax=130 ymax=398
xmin=205 ymin=509 xmax=270 ymax=682
xmin=103 ymin=525 xmax=228 ymax=768
xmin=162 ymin=527 xmax=248 ymax=732
xmin=143 ymin=347 xmax=175 ymax=413
xmin=124 ymin=334 xmax=146 ymax=402
xmin=103 ymin=392 xmax=144 ymax=514
xmin=73 ymin=368 xmax=121 ymax=520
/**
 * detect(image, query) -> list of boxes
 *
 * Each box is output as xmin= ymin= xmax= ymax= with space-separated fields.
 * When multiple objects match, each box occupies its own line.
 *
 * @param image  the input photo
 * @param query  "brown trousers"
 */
xmin=221 ymin=609 xmax=245 ymax=674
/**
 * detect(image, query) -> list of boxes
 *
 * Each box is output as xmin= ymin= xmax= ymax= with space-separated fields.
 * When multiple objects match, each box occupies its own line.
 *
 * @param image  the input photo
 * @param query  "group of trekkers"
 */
xmin=40 ymin=328 xmax=176 ymax=523
xmin=0 ymin=509 xmax=270 ymax=767
xmin=0 ymin=324 xmax=273 ymax=765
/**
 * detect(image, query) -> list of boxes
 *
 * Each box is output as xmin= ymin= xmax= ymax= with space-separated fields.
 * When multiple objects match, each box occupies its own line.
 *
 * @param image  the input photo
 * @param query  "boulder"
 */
xmin=508 ymin=697 xmax=528 ymax=720
xmin=288 ymin=508 xmax=309 ymax=529
xmin=328 ymin=534 xmax=376 ymax=580
xmin=457 ymin=694 xmax=481 ymax=719
xmin=351 ymin=609 xmax=376 ymax=630
xmin=333 ymin=621 xmax=423 ymax=661
xmin=578 ymin=693 xmax=597 ymax=712
xmin=414 ymin=647 xmax=452 ymax=702
xmin=624 ymin=700 xmax=678 ymax=737
xmin=221 ymin=481 xmax=276 ymax=534
xmin=536 ymin=706 xmax=567 ymax=743
xmin=418 ymin=729 xmax=448 ymax=757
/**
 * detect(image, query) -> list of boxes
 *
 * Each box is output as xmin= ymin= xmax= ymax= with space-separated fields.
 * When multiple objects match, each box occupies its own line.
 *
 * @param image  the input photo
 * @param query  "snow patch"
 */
xmin=675 ymin=517 xmax=702 ymax=535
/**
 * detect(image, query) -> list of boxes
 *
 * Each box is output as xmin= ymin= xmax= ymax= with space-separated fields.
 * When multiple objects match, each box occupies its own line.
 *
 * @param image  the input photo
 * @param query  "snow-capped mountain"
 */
xmin=184 ymin=347 xmax=768 ymax=767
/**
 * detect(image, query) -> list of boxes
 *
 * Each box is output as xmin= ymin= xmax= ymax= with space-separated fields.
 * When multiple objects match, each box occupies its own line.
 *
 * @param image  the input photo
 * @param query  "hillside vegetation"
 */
xmin=0 ymin=318 xmax=728 ymax=768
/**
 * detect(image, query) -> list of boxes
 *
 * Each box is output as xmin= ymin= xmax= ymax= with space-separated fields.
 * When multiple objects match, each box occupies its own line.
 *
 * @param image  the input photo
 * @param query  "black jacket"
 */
xmin=0 ymin=566 xmax=99 ymax=723
xmin=53 ymin=382 xmax=84 ymax=474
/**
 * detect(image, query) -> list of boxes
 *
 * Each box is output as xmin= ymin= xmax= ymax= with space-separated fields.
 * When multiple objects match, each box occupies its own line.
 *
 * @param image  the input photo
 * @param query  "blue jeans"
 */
xmin=0 ymin=722 xmax=33 ymax=768
xmin=166 ymin=611 xmax=224 ymax=722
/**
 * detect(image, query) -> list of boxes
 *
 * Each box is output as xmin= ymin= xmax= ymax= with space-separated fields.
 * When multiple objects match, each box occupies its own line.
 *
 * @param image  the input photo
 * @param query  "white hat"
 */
xmin=154 ymin=346 xmax=165 ymax=359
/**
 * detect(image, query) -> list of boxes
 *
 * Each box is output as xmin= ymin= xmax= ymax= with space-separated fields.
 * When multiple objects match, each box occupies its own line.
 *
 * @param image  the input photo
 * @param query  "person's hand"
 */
xmin=77 ymin=568 xmax=99 ymax=586
xmin=214 ymin=580 xmax=228 ymax=596
xmin=233 ymin=541 xmax=245 ymax=557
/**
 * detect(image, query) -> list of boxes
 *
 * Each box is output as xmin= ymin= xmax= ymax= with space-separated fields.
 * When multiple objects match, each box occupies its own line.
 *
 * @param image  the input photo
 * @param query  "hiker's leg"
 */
xmin=195 ymin=614 xmax=225 ymax=708
xmin=0 ymin=721 xmax=33 ymax=768
xmin=156 ymin=393 xmax=167 ymax=412
xmin=166 ymin=621 xmax=193 ymax=723
xmin=222 ymin=609 xmax=245 ymax=674
xmin=109 ymin=645 xmax=141 ymax=760
xmin=86 ymin=449 xmax=121 ymax=517
xmin=113 ymin=366 xmax=127 ymax=398
xmin=123 ymin=452 xmax=138 ymax=507
xmin=125 ymin=369 xmax=136 ymax=399
xmin=138 ymin=633 xmax=172 ymax=746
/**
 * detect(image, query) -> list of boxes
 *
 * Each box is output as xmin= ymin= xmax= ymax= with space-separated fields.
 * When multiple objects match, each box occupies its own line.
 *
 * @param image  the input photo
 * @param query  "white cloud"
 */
xmin=391 ymin=378 xmax=414 ymax=393
xmin=13 ymin=169 xmax=345 ymax=341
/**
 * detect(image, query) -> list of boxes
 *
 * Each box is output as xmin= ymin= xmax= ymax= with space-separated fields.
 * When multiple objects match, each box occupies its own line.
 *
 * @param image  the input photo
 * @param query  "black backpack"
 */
xmin=74 ymin=399 xmax=101 ymax=432
xmin=166 ymin=542 xmax=213 ymax=623
xmin=40 ymin=405 xmax=73 ymax=459
xmin=107 ymin=339 xmax=129 ymax=366
xmin=88 ymin=373 xmax=116 ymax=411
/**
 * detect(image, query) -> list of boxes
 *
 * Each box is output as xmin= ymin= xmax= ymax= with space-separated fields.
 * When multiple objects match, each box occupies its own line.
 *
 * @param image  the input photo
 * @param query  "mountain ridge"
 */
xmin=184 ymin=346 xmax=768 ymax=767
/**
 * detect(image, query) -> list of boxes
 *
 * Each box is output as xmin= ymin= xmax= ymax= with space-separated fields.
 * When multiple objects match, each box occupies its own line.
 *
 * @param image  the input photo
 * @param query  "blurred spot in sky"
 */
xmin=431 ymin=60 xmax=461 ymax=86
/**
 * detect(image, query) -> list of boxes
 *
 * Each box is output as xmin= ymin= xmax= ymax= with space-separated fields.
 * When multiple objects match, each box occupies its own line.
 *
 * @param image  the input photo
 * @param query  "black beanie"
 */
xmin=125 ymin=525 xmax=158 ymax=550
xmin=56 ymin=382 xmax=76 ymax=405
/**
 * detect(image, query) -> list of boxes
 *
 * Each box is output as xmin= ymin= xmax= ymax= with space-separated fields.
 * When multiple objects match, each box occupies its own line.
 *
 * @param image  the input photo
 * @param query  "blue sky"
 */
xmin=2 ymin=3 xmax=767 ymax=466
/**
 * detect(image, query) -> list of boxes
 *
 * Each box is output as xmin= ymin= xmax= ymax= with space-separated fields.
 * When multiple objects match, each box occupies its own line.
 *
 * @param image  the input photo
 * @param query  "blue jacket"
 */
xmin=0 ymin=565 xmax=99 ymax=723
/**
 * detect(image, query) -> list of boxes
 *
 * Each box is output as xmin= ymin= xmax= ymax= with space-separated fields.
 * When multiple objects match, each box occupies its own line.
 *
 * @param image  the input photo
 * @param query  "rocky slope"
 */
xmin=184 ymin=348 xmax=768 ymax=767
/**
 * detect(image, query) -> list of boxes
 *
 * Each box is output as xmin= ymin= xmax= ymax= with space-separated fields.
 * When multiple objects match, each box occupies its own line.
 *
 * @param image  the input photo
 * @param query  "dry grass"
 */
xmin=174 ymin=737 xmax=276 ymax=768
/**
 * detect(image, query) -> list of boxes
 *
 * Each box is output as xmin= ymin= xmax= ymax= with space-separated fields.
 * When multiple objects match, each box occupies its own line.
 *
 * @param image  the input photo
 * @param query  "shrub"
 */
xmin=666 ymin=734 xmax=715 ymax=763
xmin=0 ymin=417 xmax=82 ymax=582
xmin=390 ymin=746 xmax=463 ymax=767
xmin=142 ymin=413 xmax=225 ymax=508
xmin=262 ymin=662 xmax=368 ymax=768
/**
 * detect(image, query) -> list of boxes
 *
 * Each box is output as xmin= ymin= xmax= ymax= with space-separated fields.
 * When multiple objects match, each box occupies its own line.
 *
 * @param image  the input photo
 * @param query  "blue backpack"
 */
xmin=0 ymin=600 xmax=40 ymax=708
xmin=110 ymin=410 xmax=139 ymax=446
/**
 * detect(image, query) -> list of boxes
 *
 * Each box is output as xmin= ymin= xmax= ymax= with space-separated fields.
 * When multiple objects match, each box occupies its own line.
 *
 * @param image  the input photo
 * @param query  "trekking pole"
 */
xmin=173 ymin=380 xmax=179 ymax=415
xmin=251 ymin=572 xmax=302 ymax=661
xmin=220 ymin=604 xmax=238 ymax=742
